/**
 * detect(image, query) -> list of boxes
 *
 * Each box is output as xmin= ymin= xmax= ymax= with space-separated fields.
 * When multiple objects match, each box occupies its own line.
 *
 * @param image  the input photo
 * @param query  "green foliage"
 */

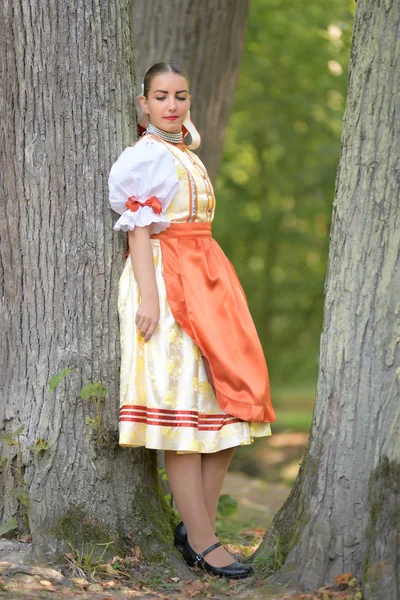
xmin=0 ymin=518 xmax=18 ymax=538
xmin=12 ymin=487 xmax=29 ymax=508
xmin=80 ymin=382 xmax=108 ymax=401
xmin=157 ymin=467 xmax=168 ymax=482
xmin=29 ymin=438 xmax=50 ymax=457
xmin=64 ymin=541 xmax=114 ymax=580
xmin=253 ymin=534 xmax=286 ymax=572
xmin=157 ymin=467 xmax=173 ymax=507
xmin=47 ymin=367 xmax=74 ymax=391
xmin=214 ymin=0 xmax=355 ymax=387
xmin=217 ymin=493 xmax=238 ymax=517
xmin=80 ymin=382 xmax=109 ymax=446
xmin=0 ymin=424 xmax=25 ymax=446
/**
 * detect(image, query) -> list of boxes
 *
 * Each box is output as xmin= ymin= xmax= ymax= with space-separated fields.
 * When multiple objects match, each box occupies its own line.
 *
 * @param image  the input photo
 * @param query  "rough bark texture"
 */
xmin=257 ymin=1 xmax=400 ymax=598
xmin=0 ymin=0 xmax=174 ymax=561
xmin=131 ymin=0 xmax=249 ymax=183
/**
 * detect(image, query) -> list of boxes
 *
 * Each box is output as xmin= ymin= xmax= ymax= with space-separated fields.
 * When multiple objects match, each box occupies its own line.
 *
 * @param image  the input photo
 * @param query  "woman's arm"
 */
xmin=128 ymin=226 xmax=159 ymax=342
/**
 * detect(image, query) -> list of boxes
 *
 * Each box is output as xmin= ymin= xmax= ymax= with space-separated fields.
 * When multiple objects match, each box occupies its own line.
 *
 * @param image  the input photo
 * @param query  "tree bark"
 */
xmin=257 ymin=1 xmax=400 ymax=598
xmin=0 ymin=0 xmax=173 ymax=561
xmin=131 ymin=0 xmax=249 ymax=183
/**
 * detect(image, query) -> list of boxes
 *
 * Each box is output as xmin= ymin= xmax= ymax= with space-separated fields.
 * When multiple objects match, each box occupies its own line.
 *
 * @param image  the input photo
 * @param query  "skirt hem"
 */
xmin=119 ymin=427 xmax=272 ymax=454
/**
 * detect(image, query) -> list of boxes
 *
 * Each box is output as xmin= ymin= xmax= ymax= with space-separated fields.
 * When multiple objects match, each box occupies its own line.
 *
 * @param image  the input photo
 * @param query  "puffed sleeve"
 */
xmin=108 ymin=137 xmax=179 ymax=233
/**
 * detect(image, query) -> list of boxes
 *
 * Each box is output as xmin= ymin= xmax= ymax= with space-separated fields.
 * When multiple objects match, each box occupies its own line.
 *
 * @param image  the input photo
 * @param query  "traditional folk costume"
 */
xmin=108 ymin=123 xmax=276 ymax=454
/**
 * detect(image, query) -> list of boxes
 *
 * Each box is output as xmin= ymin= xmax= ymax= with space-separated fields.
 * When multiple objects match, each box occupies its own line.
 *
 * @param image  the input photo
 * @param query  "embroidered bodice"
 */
xmin=108 ymin=134 xmax=216 ymax=233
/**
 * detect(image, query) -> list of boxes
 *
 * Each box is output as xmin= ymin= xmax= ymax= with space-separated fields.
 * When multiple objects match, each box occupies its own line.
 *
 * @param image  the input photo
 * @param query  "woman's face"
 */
xmin=140 ymin=72 xmax=191 ymax=134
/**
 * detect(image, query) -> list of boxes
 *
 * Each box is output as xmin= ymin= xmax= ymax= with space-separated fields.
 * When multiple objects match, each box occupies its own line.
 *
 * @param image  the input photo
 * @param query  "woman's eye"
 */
xmin=155 ymin=96 xmax=187 ymax=101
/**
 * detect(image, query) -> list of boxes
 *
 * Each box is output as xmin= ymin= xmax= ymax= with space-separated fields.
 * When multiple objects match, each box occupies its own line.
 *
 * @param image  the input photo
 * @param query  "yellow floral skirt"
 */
xmin=117 ymin=240 xmax=272 ymax=453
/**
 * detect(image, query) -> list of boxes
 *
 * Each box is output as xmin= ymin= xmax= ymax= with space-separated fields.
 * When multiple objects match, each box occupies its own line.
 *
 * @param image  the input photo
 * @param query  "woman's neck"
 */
xmin=146 ymin=122 xmax=183 ymax=145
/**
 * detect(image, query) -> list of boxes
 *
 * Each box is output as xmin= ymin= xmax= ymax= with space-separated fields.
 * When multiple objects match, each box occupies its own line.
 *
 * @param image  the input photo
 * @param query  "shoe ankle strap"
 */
xmin=196 ymin=541 xmax=222 ymax=561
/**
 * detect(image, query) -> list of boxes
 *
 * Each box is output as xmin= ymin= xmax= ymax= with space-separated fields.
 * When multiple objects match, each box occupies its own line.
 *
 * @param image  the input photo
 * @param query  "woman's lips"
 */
xmin=164 ymin=116 xmax=178 ymax=121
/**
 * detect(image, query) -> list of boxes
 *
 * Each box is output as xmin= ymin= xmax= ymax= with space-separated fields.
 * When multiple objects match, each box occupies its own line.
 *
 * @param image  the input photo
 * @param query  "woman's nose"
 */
xmin=167 ymin=96 xmax=178 ymax=112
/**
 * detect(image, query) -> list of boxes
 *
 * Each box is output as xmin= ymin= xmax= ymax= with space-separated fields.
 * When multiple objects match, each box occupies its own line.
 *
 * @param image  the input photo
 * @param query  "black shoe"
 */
xmin=174 ymin=521 xmax=242 ymax=560
xmin=173 ymin=521 xmax=187 ymax=553
xmin=175 ymin=521 xmax=214 ymax=553
xmin=182 ymin=539 xmax=253 ymax=579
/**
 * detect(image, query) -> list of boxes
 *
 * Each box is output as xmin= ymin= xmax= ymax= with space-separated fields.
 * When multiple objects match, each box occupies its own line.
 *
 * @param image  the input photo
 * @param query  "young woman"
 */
xmin=109 ymin=62 xmax=276 ymax=579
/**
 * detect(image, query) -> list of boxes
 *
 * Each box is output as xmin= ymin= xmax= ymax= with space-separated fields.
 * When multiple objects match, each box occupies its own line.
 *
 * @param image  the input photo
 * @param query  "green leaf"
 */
xmin=80 ymin=382 xmax=108 ymax=401
xmin=0 ymin=433 xmax=15 ymax=446
xmin=13 ymin=487 xmax=29 ymax=507
xmin=0 ymin=518 xmax=18 ymax=537
xmin=157 ymin=467 xmax=168 ymax=481
xmin=0 ymin=424 xmax=25 ymax=445
xmin=29 ymin=438 xmax=50 ymax=455
xmin=48 ymin=368 xmax=71 ymax=391
xmin=0 ymin=457 xmax=8 ymax=472
xmin=12 ymin=424 xmax=25 ymax=437
xmin=217 ymin=493 xmax=238 ymax=517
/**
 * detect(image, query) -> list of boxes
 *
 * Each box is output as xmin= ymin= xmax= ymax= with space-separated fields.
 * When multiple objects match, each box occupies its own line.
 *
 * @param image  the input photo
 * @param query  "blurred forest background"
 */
xmin=212 ymin=0 xmax=355 ymax=441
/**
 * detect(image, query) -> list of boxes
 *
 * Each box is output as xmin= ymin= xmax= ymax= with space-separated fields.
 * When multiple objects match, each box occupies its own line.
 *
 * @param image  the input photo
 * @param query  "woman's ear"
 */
xmin=139 ymin=95 xmax=149 ymax=115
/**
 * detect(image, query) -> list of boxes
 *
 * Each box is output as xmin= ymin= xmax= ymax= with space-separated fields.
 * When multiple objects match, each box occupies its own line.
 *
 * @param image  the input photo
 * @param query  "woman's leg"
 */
xmin=200 ymin=354 xmax=236 ymax=530
xmin=201 ymin=447 xmax=235 ymax=533
xmin=164 ymin=450 xmax=235 ymax=567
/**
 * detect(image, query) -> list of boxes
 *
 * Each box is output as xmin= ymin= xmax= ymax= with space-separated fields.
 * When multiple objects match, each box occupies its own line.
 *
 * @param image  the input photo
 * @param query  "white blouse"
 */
xmin=108 ymin=136 xmax=179 ymax=234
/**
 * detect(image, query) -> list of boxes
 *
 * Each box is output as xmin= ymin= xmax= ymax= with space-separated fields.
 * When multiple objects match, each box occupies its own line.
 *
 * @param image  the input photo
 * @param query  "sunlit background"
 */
xmin=215 ymin=0 xmax=355 ymax=524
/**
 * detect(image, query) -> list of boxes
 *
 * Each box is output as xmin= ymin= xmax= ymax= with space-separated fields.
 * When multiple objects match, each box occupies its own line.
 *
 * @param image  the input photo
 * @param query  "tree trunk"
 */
xmin=257 ymin=1 xmax=400 ymax=598
xmin=131 ymin=0 xmax=249 ymax=183
xmin=0 ymin=0 xmax=173 ymax=561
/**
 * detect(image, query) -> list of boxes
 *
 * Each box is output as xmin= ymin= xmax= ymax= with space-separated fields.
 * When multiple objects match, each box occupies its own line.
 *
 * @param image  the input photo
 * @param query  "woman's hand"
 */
xmin=135 ymin=297 xmax=160 ymax=342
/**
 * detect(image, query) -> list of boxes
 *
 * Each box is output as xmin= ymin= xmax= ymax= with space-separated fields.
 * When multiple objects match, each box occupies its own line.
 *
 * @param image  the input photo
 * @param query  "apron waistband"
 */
xmin=150 ymin=222 xmax=212 ymax=239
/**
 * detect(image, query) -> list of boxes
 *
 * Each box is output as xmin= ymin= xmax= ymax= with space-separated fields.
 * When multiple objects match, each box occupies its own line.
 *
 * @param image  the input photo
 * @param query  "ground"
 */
xmin=0 ymin=391 xmax=363 ymax=598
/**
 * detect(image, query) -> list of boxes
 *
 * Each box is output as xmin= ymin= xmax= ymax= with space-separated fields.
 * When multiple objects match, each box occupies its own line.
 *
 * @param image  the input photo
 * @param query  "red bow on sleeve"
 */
xmin=125 ymin=195 xmax=163 ymax=215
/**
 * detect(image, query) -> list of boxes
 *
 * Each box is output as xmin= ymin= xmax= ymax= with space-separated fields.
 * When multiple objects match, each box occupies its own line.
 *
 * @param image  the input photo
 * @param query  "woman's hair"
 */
xmin=143 ymin=62 xmax=190 ymax=98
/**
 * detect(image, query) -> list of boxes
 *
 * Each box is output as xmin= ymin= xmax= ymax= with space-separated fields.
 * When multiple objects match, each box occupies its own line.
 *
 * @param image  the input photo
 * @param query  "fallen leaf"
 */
xmin=87 ymin=583 xmax=103 ymax=592
xmin=126 ymin=530 xmax=138 ymax=539
xmin=39 ymin=580 xmax=55 ymax=589
xmin=181 ymin=579 xmax=208 ymax=597
xmin=102 ymin=580 xmax=118 ymax=588
xmin=99 ymin=563 xmax=118 ymax=575
xmin=334 ymin=572 xmax=356 ymax=589
xmin=20 ymin=535 xmax=32 ymax=543
xmin=70 ymin=577 xmax=89 ymax=589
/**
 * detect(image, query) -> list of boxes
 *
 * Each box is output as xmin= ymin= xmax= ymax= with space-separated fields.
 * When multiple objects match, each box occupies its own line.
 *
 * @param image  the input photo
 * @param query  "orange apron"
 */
xmin=148 ymin=222 xmax=276 ymax=423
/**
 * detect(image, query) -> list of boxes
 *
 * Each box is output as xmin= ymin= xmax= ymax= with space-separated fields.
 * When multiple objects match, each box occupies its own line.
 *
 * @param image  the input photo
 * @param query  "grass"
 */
xmin=272 ymin=382 xmax=316 ymax=406
xmin=271 ymin=382 xmax=315 ymax=432
xmin=273 ymin=410 xmax=312 ymax=433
